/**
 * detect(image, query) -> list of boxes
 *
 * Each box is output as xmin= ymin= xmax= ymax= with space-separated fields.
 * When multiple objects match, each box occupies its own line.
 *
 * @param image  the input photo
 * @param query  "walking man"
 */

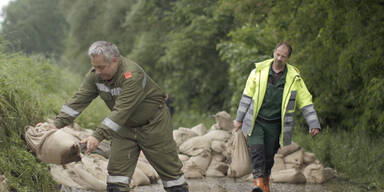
xmin=234 ymin=42 xmax=321 ymax=192
xmin=53 ymin=41 xmax=188 ymax=192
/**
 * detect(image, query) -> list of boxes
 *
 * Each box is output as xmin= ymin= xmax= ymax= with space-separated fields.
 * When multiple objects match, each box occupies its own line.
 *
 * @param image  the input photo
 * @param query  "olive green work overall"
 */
xmin=54 ymin=57 xmax=185 ymax=191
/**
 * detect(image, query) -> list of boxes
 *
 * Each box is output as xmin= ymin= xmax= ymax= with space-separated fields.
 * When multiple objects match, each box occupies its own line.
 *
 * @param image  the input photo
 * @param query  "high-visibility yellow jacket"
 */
xmin=235 ymin=59 xmax=321 ymax=146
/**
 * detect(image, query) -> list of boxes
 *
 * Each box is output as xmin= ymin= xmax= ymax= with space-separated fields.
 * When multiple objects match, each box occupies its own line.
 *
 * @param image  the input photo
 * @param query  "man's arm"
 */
xmin=296 ymin=78 xmax=321 ymax=136
xmin=234 ymin=69 xmax=256 ymax=131
xmin=54 ymin=70 xmax=99 ymax=128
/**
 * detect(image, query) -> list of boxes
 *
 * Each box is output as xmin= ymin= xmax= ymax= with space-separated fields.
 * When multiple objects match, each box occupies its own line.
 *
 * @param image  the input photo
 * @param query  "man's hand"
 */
xmin=234 ymin=120 xmax=242 ymax=132
xmin=80 ymin=136 xmax=100 ymax=154
xmin=309 ymin=128 xmax=320 ymax=137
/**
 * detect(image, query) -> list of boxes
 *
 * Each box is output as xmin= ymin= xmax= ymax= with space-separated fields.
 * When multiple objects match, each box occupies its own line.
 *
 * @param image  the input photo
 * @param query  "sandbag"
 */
xmin=188 ymin=150 xmax=212 ymax=172
xmin=303 ymin=163 xmax=325 ymax=183
xmin=191 ymin=123 xmax=207 ymax=136
xmin=136 ymin=161 xmax=159 ymax=183
xmin=131 ymin=168 xmax=151 ymax=187
xmin=0 ymin=175 xmax=8 ymax=192
xmin=270 ymin=168 xmax=306 ymax=183
xmin=182 ymin=161 xmax=204 ymax=179
xmin=214 ymin=111 xmax=234 ymax=131
xmin=227 ymin=131 xmax=251 ymax=178
xmin=211 ymin=140 xmax=226 ymax=153
xmin=178 ymin=154 xmax=190 ymax=162
xmin=206 ymin=160 xmax=229 ymax=177
xmin=277 ymin=142 xmax=300 ymax=156
xmin=284 ymin=149 xmax=304 ymax=165
xmin=173 ymin=128 xmax=199 ymax=146
xmin=211 ymin=153 xmax=226 ymax=163
xmin=271 ymin=154 xmax=285 ymax=172
xmin=71 ymin=163 xmax=107 ymax=191
xmin=303 ymin=152 xmax=316 ymax=164
xmin=203 ymin=130 xmax=231 ymax=142
xmin=25 ymin=123 xmax=81 ymax=164
xmin=210 ymin=123 xmax=220 ymax=130
xmin=50 ymin=164 xmax=84 ymax=189
xmin=179 ymin=136 xmax=211 ymax=156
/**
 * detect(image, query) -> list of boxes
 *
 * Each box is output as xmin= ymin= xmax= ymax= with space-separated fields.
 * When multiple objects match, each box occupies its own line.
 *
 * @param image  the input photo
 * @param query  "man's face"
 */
xmin=273 ymin=45 xmax=290 ymax=66
xmin=91 ymin=55 xmax=118 ymax=80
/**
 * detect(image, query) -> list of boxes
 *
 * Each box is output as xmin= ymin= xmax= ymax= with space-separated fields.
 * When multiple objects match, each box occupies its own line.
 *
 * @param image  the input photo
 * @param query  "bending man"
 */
xmin=53 ymin=41 xmax=188 ymax=192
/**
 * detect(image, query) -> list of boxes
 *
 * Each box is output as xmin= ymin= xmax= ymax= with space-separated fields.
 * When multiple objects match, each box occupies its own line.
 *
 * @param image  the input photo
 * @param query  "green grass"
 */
xmin=0 ymin=48 xmax=107 ymax=191
xmin=294 ymin=127 xmax=384 ymax=191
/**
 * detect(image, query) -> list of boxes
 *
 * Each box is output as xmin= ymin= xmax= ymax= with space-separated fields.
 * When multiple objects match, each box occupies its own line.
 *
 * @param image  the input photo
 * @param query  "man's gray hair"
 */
xmin=88 ymin=41 xmax=120 ymax=62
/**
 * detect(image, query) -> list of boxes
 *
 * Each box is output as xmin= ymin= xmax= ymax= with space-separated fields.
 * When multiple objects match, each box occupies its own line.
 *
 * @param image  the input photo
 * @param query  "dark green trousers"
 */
xmin=107 ymin=106 xmax=185 ymax=189
xmin=247 ymin=118 xmax=281 ymax=177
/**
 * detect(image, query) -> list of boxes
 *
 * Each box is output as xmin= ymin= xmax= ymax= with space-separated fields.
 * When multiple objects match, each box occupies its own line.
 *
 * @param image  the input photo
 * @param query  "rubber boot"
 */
xmin=264 ymin=175 xmax=270 ymax=192
xmin=252 ymin=177 xmax=266 ymax=192
xmin=164 ymin=183 xmax=189 ymax=192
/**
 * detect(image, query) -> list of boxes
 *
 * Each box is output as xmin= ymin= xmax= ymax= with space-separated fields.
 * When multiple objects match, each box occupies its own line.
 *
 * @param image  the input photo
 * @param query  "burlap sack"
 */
xmin=50 ymin=164 xmax=84 ymax=189
xmin=0 ymin=175 xmax=8 ymax=192
xmin=191 ymin=123 xmax=207 ymax=136
xmin=277 ymin=142 xmax=300 ymax=156
xmin=284 ymin=149 xmax=304 ymax=165
xmin=270 ymin=168 xmax=306 ymax=183
xmin=203 ymin=130 xmax=231 ymax=142
xmin=214 ymin=111 xmax=234 ymax=131
xmin=271 ymin=154 xmax=285 ymax=172
xmin=303 ymin=152 xmax=316 ymax=164
xmin=182 ymin=160 xmax=204 ymax=179
xmin=303 ymin=163 xmax=325 ymax=183
xmin=25 ymin=123 xmax=81 ymax=164
xmin=131 ymin=168 xmax=151 ymax=187
xmin=211 ymin=140 xmax=226 ymax=153
xmin=136 ymin=161 xmax=159 ymax=183
xmin=188 ymin=150 xmax=212 ymax=172
xmin=227 ymin=131 xmax=251 ymax=178
xmin=173 ymin=128 xmax=198 ymax=146
xmin=178 ymin=154 xmax=190 ymax=162
xmin=206 ymin=159 xmax=229 ymax=177
xmin=25 ymin=123 xmax=56 ymax=154
xmin=210 ymin=123 xmax=220 ymax=130
xmin=71 ymin=163 xmax=107 ymax=191
xmin=179 ymin=136 xmax=211 ymax=156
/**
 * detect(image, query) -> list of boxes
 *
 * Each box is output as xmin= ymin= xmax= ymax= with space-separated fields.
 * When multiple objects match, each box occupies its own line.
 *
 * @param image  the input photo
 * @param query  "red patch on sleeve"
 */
xmin=124 ymin=72 xmax=132 ymax=79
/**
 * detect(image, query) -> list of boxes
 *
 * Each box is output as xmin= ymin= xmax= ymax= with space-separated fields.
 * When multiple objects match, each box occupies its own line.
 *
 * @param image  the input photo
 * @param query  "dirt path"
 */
xmin=131 ymin=177 xmax=365 ymax=192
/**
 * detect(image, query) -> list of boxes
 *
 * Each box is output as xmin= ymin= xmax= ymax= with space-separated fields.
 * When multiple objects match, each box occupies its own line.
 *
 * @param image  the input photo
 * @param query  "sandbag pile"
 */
xmin=25 ymin=123 xmax=160 ymax=191
xmin=269 ymin=142 xmax=336 ymax=184
xmin=175 ymin=111 xmax=336 ymax=184
xmin=175 ymin=111 xmax=241 ymax=179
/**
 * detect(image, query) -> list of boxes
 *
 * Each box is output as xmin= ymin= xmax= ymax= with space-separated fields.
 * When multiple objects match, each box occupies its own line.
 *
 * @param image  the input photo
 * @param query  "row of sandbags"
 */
xmin=268 ymin=142 xmax=336 ymax=184
xmin=25 ymin=122 xmax=160 ymax=191
xmin=174 ymin=111 xmax=252 ymax=179
xmin=174 ymin=111 xmax=336 ymax=184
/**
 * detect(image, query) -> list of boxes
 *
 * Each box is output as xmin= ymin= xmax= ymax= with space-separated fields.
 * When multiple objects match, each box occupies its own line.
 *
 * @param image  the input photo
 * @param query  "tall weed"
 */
xmin=294 ymin=127 xmax=384 ymax=190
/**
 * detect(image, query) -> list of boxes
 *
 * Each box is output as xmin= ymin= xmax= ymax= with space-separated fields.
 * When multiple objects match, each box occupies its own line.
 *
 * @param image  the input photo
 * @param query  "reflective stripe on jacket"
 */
xmin=235 ymin=59 xmax=321 ymax=146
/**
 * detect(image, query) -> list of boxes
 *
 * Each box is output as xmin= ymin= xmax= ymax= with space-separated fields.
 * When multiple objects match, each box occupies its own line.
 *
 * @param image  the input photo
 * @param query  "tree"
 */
xmin=1 ymin=0 xmax=67 ymax=56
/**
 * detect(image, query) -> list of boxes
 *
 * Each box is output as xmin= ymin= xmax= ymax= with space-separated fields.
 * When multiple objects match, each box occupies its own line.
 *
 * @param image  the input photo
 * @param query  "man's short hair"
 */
xmin=274 ymin=42 xmax=292 ymax=57
xmin=88 ymin=41 xmax=120 ymax=62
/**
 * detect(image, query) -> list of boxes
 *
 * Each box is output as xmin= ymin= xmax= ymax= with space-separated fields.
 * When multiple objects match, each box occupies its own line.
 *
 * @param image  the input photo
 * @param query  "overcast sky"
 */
xmin=0 ymin=0 xmax=12 ymax=24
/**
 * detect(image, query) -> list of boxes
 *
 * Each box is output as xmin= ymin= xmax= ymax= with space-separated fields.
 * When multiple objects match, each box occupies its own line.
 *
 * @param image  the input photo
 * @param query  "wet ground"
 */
xmin=131 ymin=177 xmax=373 ymax=192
